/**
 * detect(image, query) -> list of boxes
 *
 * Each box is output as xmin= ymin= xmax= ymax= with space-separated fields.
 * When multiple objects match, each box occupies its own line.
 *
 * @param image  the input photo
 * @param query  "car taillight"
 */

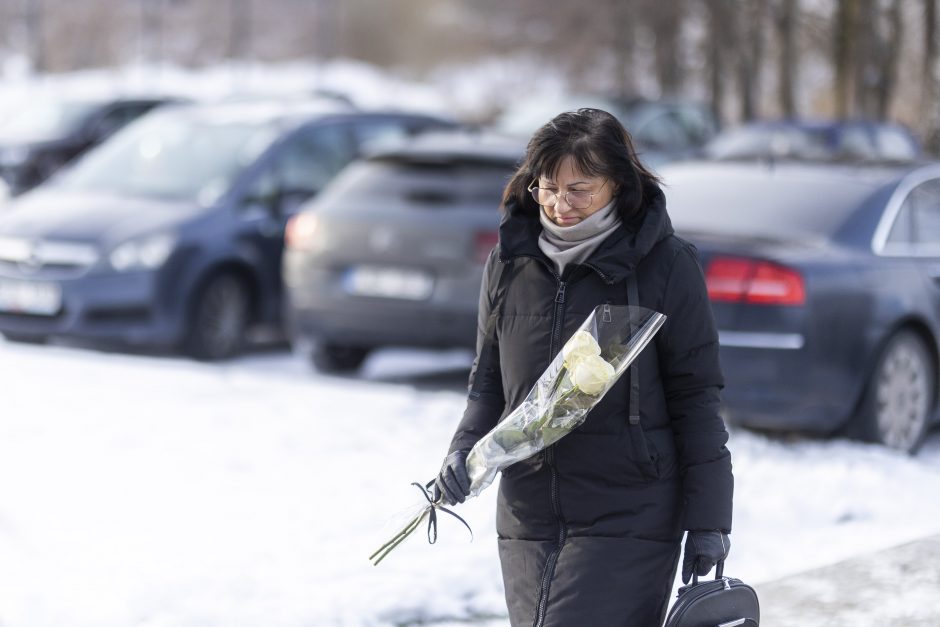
xmin=705 ymin=256 xmax=805 ymax=305
xmin=474 ymin=230 xmax=500 ymax=264
xmin=285 ymin=213 xmax=319 ymax=251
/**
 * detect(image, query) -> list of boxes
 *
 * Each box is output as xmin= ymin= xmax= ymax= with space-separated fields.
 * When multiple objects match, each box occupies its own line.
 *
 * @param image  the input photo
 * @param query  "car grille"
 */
xmin=0 ymin=237 xmax=99 ymax=279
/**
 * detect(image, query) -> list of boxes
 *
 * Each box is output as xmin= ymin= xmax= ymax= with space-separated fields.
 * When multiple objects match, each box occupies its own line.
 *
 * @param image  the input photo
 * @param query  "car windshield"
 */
xmin=319 ymin=158 xmax=512 ymax=210
xmin=494 ymin=97 xmax=631 ymax=138
xmin=705 ymin=124 xmax=919 ymax=163
xmin=705 ymin=126 xmax=833 ymax=161
xmin=0 ymin=100 xmax=99 ymax=142
xmin=56 ymin=110 xmax=278 ymax=203
xmin=662 ymin=164 xmax=889 ymax=240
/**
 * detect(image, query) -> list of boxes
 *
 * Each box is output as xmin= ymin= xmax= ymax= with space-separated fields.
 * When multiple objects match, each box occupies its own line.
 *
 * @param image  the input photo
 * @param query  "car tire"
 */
xmin=857 ymin=330 xmax=935 ymax=454
xmin=184 ymin=273 xmax=250 ymax=361
xmin=1 ymin=332 xmax=48 ymax=345
xmin=311 ymin=343 xmax=370 ymax=373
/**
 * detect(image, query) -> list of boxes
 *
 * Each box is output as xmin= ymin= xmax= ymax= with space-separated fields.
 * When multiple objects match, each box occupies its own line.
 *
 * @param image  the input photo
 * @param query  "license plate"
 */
xmin=343 ymin=266 xmax=434 ymax=300
xmin=0 ymin=278 xmax=62 ymax=315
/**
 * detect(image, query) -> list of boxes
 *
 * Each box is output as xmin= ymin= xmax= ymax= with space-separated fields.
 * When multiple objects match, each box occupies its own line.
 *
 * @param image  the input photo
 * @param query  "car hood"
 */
xmin=0 ymin=189 xmax=205 ymax=246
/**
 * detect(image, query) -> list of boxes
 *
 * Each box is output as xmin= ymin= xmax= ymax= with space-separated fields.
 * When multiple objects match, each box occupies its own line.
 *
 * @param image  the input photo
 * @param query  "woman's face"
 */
xmin=537 ymin=155 xmax=616 ymax=227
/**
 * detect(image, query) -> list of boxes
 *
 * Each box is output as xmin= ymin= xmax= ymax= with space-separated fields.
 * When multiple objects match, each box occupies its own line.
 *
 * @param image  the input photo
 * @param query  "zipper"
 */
xmin=534 ymin=279 xmax=569 ymax=627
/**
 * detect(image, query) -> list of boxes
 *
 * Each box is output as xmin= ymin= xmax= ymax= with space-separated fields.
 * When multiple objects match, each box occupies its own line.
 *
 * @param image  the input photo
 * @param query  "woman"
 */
xmin=434 ymin=108 xmax=733 ymax=626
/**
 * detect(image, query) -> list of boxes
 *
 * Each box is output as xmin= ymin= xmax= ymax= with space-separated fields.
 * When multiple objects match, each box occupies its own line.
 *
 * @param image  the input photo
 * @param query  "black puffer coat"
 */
xmin=447 ymin=181 xmax=733 ymax=627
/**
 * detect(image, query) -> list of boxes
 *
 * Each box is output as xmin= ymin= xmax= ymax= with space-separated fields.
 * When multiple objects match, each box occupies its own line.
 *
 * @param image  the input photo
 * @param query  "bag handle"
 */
xmin=691 ymin=559 xmax=725 ymax=585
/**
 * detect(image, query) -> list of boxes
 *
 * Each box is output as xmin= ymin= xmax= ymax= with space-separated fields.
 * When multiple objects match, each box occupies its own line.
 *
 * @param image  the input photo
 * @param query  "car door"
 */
xmin=237 ymin=120 xmax=357 ymax=319
xmin=881 ymin=177 xmax=940 ymax=319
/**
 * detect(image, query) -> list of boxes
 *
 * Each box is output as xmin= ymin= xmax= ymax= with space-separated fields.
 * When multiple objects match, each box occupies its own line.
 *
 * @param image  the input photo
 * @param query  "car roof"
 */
xmin=159 ymin=98 xmax=356 ymax=127
xmin=367 ymin=130 xmax=524 ymax=166
xmin=734 ymin=118 xmax=912 ymax=134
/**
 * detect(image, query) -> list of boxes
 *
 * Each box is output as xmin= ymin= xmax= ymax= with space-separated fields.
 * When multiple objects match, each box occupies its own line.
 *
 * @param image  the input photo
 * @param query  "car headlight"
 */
xmin=109 ymin=233 xmax=176 ymax=272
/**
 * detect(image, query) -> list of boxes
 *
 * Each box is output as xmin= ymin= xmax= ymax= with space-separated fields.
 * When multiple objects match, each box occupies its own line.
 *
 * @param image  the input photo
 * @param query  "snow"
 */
xmin=2 ymin=60 xmax=940 ymax=624
xmin=1 ymin=338 xmax=939 ymax=626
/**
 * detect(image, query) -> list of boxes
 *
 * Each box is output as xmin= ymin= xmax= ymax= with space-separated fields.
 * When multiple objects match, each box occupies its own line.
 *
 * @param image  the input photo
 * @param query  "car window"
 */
xmin=0 ymin=100 xmax=98 ymax=141
xmin=664 ymin=166 xmax=885 ymax=239
xmin=886 ymin=201 xmax=913 ymax=245
xmin=352 ymin=119 xmax=415 ymax=154
xmin=876 ymin=128 xmax=918 ymax=161
xmin=838 ymin=127 xmax=877 ymax=160
xmin=910 ymin=179 xmax=940 ymax=247
xmin=634 ymin=113 xmax=687 ymax=150
xmin=704 ymin=127 xmax=830 ymax=160
xmin=279 ymin=123 xmax=356 ymax=195
xmin=57 ymin=111 xmax=278 ymax=203
xmin=91 ymin=104 xmax=149 ymax=140
xmin=316 ymin=159 xmax=511 ymax=212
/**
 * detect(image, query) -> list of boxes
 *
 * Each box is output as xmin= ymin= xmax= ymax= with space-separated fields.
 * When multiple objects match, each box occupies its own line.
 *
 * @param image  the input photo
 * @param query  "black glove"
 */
xmin=432 ymin=450 xmax=471 ymax=505
xmin=681 ymin=530 xmax=730 ymax=584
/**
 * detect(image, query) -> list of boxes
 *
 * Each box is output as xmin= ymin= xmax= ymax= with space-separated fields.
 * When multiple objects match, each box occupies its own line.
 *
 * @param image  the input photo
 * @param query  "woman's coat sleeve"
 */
xmin=448 ymin=248 xmax=506 ymax=454
xmin=658 ymin=245 xmax=734 ymax=532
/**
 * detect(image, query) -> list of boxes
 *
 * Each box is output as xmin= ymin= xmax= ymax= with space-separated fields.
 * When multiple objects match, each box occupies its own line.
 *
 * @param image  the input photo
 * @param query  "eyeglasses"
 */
xmin=527 ymin=180 xmax=608 ymax=210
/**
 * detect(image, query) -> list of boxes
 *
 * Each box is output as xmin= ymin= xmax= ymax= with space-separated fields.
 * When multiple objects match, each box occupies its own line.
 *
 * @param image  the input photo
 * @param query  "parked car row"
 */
xmin=0 ymin=86 xmax=936 ymax=453
xmin=0 ymin=97 xmax=455 ymax=358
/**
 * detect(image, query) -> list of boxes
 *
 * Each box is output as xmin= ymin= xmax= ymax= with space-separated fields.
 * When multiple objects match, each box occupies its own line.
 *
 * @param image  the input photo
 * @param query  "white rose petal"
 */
xmin=562 ymin=330 xmax=602 ymax=364
xmin=570 ymin=354 xmax=615 ymax=395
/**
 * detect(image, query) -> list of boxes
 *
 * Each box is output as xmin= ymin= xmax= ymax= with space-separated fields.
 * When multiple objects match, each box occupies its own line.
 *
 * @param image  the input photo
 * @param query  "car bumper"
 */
xmin=287 ymin=297 xmax=478 ymax=350
xmin=0 ymin=269 xmax=185 ymax=346
xmin=718 ymin=330 xmax=861 ymax=434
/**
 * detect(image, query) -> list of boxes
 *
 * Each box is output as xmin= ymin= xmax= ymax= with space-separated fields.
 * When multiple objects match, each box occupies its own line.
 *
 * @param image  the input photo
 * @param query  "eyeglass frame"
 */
xmin=527 ymin=179 xmax=610 ymax=210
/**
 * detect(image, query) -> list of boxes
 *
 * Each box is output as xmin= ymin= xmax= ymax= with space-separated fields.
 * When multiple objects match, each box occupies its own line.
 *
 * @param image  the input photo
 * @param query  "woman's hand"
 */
xmin=681 ymin=530 xmax=731 ymax=583
xmin=432 ymin=449 xmax=471 ymax=505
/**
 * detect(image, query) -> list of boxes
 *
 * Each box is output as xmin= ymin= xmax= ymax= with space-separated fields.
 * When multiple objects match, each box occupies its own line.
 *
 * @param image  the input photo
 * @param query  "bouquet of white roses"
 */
xmin=370 ymin=304 xmax=665 ymax=565
xmin=464 ymin=303 xmax=666 ymax=496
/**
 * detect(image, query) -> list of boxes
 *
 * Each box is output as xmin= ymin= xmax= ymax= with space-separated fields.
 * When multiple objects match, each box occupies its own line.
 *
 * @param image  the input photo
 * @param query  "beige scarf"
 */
xmin=537 ymin=200 xmax=621 ymax=275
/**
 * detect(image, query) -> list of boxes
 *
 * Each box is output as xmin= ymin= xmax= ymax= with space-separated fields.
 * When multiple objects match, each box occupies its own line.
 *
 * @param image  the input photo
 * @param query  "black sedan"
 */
xmin=660 ymin=160 xmax=940 ymax=453
xmin=0 ymin=95 xmax=184 ymax=195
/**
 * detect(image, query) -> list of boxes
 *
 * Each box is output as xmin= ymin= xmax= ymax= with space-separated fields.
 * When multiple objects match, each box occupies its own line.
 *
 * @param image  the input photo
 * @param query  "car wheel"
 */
xmin=184 ymin=273 xmax=250 ymax=361
xmin=311 ymin=343 xmax=370 ymax=373
xmin=858 ymin=330 xmax=935 ymax=454
xmin=1 ymin=332 xmax=48 ymax=345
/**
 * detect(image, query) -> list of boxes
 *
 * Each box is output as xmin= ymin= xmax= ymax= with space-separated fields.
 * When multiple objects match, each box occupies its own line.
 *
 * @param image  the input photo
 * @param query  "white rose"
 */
xmin=569 ymin=354 xmax=615 ymax=395
xmin=562 ymin=330 xmax=602 ymax=365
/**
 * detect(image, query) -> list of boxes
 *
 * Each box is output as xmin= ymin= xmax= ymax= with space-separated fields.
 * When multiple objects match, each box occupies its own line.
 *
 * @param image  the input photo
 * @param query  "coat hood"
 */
xmin=498 ymin=178 xmax=674 ymax=283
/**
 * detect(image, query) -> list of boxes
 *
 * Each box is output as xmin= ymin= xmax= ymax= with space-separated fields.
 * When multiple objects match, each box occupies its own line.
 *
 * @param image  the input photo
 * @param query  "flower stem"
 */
xmin=369 ymin=506 xmax=430 ymax=566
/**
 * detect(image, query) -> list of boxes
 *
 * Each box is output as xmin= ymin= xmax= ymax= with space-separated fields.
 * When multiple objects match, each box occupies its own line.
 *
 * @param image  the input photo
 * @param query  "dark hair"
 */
xmin=502 ymin=108 xmax=662 ymax=221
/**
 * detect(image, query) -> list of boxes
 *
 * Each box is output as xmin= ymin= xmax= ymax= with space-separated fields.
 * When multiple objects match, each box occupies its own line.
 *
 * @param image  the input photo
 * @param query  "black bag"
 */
xmin=663 ymin=561 xmax=760 ymax=627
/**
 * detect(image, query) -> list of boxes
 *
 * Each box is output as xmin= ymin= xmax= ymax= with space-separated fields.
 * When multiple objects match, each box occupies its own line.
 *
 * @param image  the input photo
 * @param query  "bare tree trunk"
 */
xmin=227 ymin=0 xmax=252 ymax=60
xmin=923 ymin=0 xmax=939 ymax=152
xmin=772 ymin=0 xmax=798 ymax=118
xmin=25 ymin=0 xmax=45 ymax=72
xmin=611 ymin=0 xmax=638 ymax=99
xmin=875 ymin=0 xmax=903 ymax=119
xmin=834 ymin=0 xmax=859 ymax=118
xmin=648 ymin=0 xmax=685 ymax=97
xmin=738 ymin=0 xmax=767 ymax=121
xmin=705 ymin=0 xmax=732 ymax=123
xmin=853 ymin=0 xmax=877 ymax=118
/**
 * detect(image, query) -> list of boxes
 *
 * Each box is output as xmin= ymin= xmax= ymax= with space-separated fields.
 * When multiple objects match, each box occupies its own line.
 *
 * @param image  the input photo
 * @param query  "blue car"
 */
xmin=661 ymin=159 xmax=940 ymax=453
xmin=0 ymin=99 xmax=454 ymax=358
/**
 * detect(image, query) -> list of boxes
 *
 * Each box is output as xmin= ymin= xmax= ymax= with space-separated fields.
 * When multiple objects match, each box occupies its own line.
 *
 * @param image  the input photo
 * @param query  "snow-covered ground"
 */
xmin=1 ymin=338 xmax=939 ymax=626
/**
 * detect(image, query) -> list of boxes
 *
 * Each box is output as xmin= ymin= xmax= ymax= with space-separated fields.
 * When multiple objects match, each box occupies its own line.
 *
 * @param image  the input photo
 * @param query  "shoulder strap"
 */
xmin=627 ymin=273 xmax=640 ymax=426
xmin=469 ymin=258 xmax=512 ymax=396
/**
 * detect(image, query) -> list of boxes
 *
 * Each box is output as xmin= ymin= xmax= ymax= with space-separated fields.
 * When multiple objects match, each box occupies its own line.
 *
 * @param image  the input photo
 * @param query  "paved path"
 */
xmin=439 ymin=534 xmax=940 ymax=626
xmin=755 ymin=534 xmax=940 ymax=626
